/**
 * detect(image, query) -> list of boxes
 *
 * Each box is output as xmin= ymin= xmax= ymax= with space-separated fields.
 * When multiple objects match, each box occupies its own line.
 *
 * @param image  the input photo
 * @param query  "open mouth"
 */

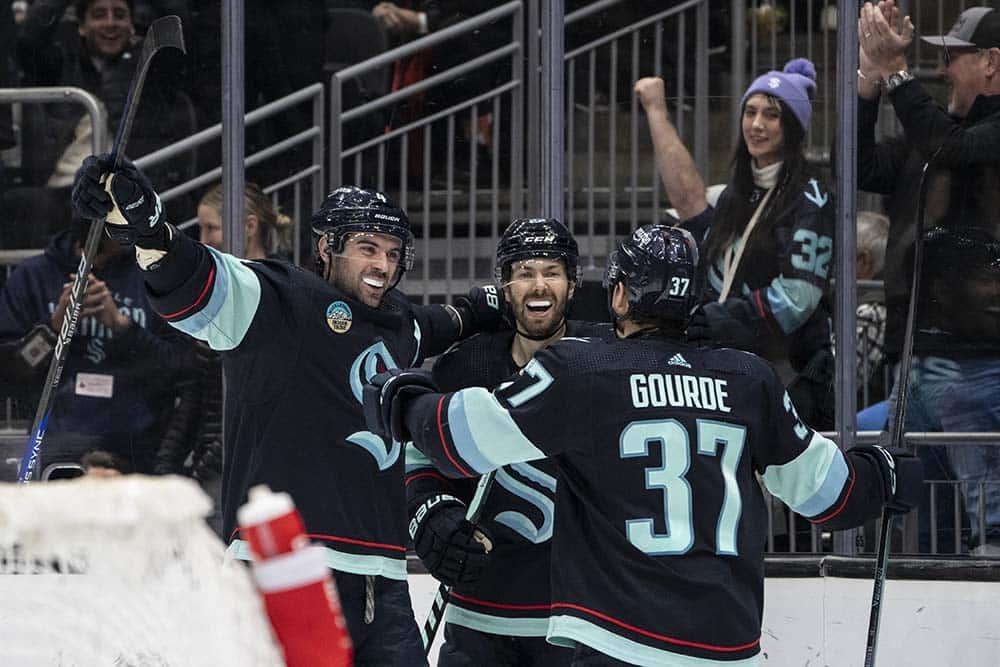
xmin=362 ymin=276 xmax=385 ymax=289
xmin=526 ymin=299 xmax=553 ymax=315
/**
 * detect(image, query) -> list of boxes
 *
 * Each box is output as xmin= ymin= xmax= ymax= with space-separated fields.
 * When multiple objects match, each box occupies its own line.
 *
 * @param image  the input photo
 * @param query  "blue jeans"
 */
xmin=888 ymin=356 xmax=1000 ymax=551
xmin=332 ymin=572 xmax=427 ymax=666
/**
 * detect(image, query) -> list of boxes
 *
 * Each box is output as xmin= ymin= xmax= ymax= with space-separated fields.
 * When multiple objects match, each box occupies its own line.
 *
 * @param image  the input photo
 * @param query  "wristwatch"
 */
xmin=884 ymin=69 xmax=914 ymax=92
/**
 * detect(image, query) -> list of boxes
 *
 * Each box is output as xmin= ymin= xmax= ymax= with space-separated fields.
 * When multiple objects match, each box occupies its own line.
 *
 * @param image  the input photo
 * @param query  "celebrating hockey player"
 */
xmin=366 ymin=224 xmax=923 ymax=666
xmin=71 ymin=154 xmax=503 ymax=665
xmin=406 ymin=218 xmax=612 ymax=665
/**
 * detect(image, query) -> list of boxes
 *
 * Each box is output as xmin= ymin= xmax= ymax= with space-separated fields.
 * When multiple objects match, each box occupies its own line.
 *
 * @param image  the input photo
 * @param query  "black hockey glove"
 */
xmin=850 ymin=444 xmax=924 ymax=515
xmin=364 ymin=368 xmax=439 ymax=442
xmin=410 ymin=494 xmax=493 ymax=587
xmin=451 ymin=284 xmax=505 ymax=336
xmin=687 ymin=299 xmax=763 ymax=352
xmin=72 ymin=154 xmax=170 ymax=250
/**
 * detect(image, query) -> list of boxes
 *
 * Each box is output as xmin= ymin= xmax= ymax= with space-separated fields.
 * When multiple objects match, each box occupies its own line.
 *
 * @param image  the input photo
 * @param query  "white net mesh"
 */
xmin=0 ymin=475 xmax=285 ymax=666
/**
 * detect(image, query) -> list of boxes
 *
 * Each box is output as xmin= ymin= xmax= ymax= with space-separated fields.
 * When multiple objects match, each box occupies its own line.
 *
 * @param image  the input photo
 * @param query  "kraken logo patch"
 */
xmin=326 ymin=300 xmax=353 ymax=334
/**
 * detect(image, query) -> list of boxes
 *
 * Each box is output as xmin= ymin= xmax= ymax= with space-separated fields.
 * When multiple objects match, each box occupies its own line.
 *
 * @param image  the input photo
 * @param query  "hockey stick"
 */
xmin=17 ymin=16 xmax=186 ymax=483
xmin=421 ymin=470 xmax=497 ymax=654
xmin=863 ymin=147 xmax=940 ymax=666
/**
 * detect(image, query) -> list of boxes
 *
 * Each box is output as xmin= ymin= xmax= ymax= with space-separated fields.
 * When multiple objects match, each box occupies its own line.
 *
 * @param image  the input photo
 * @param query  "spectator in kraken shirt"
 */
xmin=636 ymin=59 xmax=835 ymax=430
xmin=406 ymin=218 xmax=613 ymax=666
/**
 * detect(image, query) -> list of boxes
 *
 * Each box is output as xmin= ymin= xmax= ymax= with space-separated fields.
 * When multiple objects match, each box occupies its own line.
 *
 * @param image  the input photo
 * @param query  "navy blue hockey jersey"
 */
xmin=403 ymin=332 xmax=887 ymax=665
xmin=143 ymin=233 xmax=461 ymax=580
xmin=406 ymin=320 xmax=613 ymax=637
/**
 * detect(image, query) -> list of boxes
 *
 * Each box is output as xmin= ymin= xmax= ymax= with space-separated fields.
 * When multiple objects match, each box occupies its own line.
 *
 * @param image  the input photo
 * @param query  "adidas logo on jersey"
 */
xmin=668 ymin=353 xmax=691 ymax=368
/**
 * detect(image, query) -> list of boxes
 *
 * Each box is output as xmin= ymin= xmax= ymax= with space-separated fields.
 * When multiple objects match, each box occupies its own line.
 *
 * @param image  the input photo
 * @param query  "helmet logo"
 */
xmin=522 ymin=234 xmax=558 ymax=244
xmin=326 ymin=300 xmax=353 ymax=334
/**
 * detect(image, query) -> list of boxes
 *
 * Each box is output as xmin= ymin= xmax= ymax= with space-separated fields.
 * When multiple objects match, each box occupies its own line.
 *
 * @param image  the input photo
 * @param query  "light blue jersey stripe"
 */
xmin=765 ymin=277 xmax=822 ymax=334
xmin=171 ymin=249 xmax=261 ymax=351
xmin=762 ymin=432 xmax=849 ymax=518
xmin=227 ymin=539 xmax=407 ymax=580
xmin=447 ymin=388 xmax=547 ymax=474
xmin=405 ymin=441 xmax=434 ymax=473
xmin=445 ymin=606 xmax=551 ymax=637
xmin=548 ymin=615 xmax=760 ymax=667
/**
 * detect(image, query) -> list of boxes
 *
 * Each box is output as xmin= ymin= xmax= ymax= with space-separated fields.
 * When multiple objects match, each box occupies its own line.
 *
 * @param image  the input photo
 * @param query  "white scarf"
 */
xmin=752 ymin=159 xmax=783 ymax=189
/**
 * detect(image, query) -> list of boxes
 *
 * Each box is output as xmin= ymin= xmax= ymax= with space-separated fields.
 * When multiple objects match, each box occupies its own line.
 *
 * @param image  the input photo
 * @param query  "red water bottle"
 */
xmin=237 ymin=485 xmax=353 ymax=667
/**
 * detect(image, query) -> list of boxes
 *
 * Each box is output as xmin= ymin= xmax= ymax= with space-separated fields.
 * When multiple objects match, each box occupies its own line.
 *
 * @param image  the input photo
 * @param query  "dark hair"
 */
xmin=75 ymin=0 xmax=135 ymax=21
xmin=80 ymin=449 xmax=124 ymax=471
xmin=705 ymin=95 xmax=811 ymax=269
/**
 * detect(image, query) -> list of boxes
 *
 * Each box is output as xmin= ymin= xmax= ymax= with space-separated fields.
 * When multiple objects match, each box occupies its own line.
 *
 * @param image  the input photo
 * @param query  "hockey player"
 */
xmin=406 ymin=218 xmax=612 ymax=665
xmin=366 ymin=225 xmax=923 ymax=666
xmin=71 ymin=154 xmax=503 ymax=666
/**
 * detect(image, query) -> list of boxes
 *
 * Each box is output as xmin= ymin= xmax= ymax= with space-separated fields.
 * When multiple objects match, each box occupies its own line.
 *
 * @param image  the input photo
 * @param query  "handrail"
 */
xmin=0 ymin=250 xmax=44 ymax=265
xmin=824 ymin=432 xmax=1000 ymax=446
xmin=135 ymin=83 xmax=324 ymax=169
xmin=334 ymin=1 xmax=522 ymax=81
xmin=0 ymin=86 xmax=107 ymax=158
xmin=341 ymin=43 xmax=520 ymax=123
xmin=565 ymin=0 xmax=706 ymax=60
xmin=565 ymin=0 xmax=632 ymax=25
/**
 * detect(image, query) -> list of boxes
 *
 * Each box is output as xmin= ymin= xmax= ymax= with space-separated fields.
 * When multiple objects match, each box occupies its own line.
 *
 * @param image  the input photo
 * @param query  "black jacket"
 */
xmin=858 ymin=82 xmax=1000 ymax=361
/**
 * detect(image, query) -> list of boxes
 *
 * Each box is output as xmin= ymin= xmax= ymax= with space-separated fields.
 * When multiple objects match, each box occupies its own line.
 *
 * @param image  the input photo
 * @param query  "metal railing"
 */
xmin=0 ymin=87 xmax=107 ymax=158
xmin=136 ymin=83 xmax=326 ymax=266
xmin=329 ymin=1 xmax=525 ymax=303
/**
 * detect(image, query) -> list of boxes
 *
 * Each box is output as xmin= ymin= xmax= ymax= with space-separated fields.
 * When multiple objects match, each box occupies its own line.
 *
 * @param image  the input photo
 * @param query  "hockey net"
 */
xmin=0 ymin=475 xmax=285 ymax=666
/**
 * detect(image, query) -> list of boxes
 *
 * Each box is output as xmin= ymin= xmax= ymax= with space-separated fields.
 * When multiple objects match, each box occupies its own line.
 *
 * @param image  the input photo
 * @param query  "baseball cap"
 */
xmin=921 ymin=7 xmax=1000 ymax=49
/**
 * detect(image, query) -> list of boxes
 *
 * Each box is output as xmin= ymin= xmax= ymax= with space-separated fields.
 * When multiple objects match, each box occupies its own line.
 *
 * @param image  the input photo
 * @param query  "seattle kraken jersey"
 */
xmin=406 ymin=320 xmax=613 ymax=637
xmin=143 ymin=233 xmax=461 ymax=580
xmin=404 ymin=332 xmax=887 ymax=665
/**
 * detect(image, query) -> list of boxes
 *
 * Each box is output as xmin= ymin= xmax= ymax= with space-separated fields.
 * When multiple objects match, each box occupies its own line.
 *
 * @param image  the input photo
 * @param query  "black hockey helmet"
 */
xmin=603 ymin=225 xmax=700 ymax=323
xmin=494 ymin=218 xmax=582 ymax=287
xmin=310 ymin=186 xmax=415 ymax=281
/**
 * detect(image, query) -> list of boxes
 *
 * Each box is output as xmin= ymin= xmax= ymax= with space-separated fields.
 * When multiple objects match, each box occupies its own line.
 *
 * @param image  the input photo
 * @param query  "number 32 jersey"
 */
xmin=403 ymin=332 xmax=887 ymax=666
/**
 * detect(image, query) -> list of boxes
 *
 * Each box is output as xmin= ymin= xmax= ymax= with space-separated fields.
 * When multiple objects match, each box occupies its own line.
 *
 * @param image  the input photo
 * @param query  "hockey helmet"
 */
xmin=494 ymin=218 xmax=582 ymax=288
xmin=310 ymin=186 xmax=415 ymax=280
xmin=603 ymin=225 xmax=700 ymax=323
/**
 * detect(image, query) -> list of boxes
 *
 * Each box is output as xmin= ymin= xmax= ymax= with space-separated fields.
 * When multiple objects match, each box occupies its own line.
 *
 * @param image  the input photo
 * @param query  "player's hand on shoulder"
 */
xmin=410 ymin=494 xmax=493 ymax=587
xmin=850 ymin=444 xmax=924 ymax=515
xmin=687 ymin=300 xmax=759 ymax=352
xmin=363 ymin=368 xmax=439 ymax=442
xmin=72 ymin=154 xmax=167 ymax=248
xmin=454 ymin=284 xmax=506 ymax=334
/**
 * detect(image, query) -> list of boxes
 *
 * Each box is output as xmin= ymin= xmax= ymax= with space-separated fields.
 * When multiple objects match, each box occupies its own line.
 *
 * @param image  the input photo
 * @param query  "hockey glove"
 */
xmin=451 ymin=284 xmax=505 ymax=336
xmin=72 ymin=154 xmax=171 ymax=259
xmin=850 ymin=444 xmax=924 ymax=515
xmin=410 ymin=494 xmax=493 ymax=587
xmin=687 ymin=299 xmax=763 ymax=352
xmin=364 ymin=368 xmax=439 ymax=443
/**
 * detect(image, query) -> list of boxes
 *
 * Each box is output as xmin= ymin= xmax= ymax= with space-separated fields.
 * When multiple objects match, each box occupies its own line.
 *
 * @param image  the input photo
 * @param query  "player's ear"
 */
xmin=611 ymin=282 xmax=629 ymax=318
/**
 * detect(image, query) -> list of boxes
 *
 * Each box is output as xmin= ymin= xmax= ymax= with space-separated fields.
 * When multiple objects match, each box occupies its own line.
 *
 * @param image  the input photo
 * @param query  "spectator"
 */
xmin=0 ymin=217 xmax=197 ymax=474
xmin=81 ymin=448 xmax=124 ymax=477
xmin=636 ymin=60 xmax=836 ymax=430
xmin=196 ymin=182 xmax=293 ymax=261
xmin=856 ymin=210 xmax=889 ymax=407
xmin=858 ymin=1 xmax=1000 ymax=554
xmin=5 ymin=0 xmax=191 ymax=248
xmin=72 ymin=154 xmax=504 ymax=664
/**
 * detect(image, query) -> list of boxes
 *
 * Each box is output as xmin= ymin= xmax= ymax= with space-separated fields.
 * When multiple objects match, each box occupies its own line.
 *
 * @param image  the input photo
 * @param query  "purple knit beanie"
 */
xmin=740 ymin=58 xmax=817 ymax=132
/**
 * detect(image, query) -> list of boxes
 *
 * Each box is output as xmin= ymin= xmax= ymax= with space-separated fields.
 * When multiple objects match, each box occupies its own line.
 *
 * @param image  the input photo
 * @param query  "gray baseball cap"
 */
xmin=921 ymin=7 xmax=1000 ymax=49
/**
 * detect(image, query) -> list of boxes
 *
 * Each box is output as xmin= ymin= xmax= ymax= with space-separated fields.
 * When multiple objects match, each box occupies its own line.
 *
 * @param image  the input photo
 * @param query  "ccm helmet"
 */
xmin=311 ymin=186 xmax=415 ymax=285
xmin=494 ymin=218 xmax=581 ymax=288
xmin=603 ymin=225 xmax=699 ymax=323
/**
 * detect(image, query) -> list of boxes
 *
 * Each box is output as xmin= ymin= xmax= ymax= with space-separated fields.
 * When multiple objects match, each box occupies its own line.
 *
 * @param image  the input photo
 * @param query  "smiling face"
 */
xmin=321 ymin=232 xmax=403 ymax=307
xmin=78 ymin=0 xmax=134 ymax=59
xmin=741 ymin=93 xmax=786 ymax=168
xmin=502 ymin=258 xmax=574 ymax=338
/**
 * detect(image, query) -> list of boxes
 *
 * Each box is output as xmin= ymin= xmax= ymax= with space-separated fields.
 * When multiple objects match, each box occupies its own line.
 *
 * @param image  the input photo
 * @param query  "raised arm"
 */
xmin=635 ymin=77 xmax=707 ymax=222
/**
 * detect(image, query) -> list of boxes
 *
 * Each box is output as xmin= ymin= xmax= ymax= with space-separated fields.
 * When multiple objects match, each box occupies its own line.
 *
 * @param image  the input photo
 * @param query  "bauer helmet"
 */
xmin=603 ymin=225 xmax=700 ymax=323
xmin=494 ymin=218 xmax=582 ymax=288
xmin=310 ymin=186 xmax=415 ymax=285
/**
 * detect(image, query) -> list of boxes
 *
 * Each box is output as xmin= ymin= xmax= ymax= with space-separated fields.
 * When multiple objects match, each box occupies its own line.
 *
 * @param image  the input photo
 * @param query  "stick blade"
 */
xmin=144 ymin=15 xmax=186 ymax=58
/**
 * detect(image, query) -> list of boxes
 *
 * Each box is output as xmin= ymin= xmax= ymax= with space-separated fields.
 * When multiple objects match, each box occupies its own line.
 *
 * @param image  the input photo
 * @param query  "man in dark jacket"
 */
xmin=0 ymin=219 xmax=195 ymax=474
xmin=858 ymin=1 xmax=1000 ymax=554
